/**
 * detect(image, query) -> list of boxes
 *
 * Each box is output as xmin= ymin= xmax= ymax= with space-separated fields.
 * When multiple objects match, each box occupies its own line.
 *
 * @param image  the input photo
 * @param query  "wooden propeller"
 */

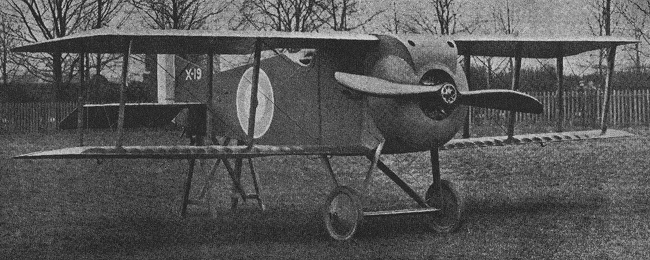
xmin=335 ymin=72 xmax=543 ymax=114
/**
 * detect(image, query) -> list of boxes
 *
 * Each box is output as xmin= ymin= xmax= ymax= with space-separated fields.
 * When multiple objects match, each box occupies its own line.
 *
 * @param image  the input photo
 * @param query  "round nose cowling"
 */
xmin=364 ymin=37 xmax=466 ymax=154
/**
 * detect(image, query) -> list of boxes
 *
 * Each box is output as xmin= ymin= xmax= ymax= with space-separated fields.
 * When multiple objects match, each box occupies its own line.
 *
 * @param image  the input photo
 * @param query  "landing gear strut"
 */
xmin=426 ymin=149 xmax=463 ymax=233
xmin=320 ymin=148 xmax=464 ymax=240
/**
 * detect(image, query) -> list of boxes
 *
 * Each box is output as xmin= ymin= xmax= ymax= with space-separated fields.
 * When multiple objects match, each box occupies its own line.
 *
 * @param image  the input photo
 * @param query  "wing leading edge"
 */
xmin=13 ymin=28 xmax=379 ymax=54
xmin=15 ymin=130 xmax=632 ymax=159
xmin=14 ymin=29 xmax=636 ymax=58
xmin=14 ymin=145 xmax=373 ymax=160
xmin=453 ymin=36 xmax=638 ymax=58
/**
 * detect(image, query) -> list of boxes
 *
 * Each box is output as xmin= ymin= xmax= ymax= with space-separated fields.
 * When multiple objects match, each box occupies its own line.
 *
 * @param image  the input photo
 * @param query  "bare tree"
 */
xmin=380 ymin=1 xmax=412 ymax=33
xmin=237 ymin=0 xmax=327 ymax=32
xmin=619 ymin=0 xmax=650 ymax=73
xmin=433 ymin=0 xmax=455 ymax=35
xmin=238 ymin=0 xmax=384 ymax=32
xmin=0 ymin=11 xmax=23 ymax=86
xmin=404 ymin=0 xmax=470 ymax=35
xmin=489 ymin=0 xmax=518 ymax=88
xmin=8 ymin=0 xmax=92 ymax=97
xmin=586 ymin=0 xmax=623 ymax=78
xmin=130 ymin=0 xmax=232 ymax=29
xmin=89 ymin=0 xmax=127 ymax=78
xmin=316 ymin=0 xmax=383 ymax=31
xmin=491 ymin=0 xmax=517 ymax=35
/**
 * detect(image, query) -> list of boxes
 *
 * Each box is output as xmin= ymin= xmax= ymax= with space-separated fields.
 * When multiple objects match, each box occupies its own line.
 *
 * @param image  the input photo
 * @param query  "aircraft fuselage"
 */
xmin=213 ymin=34 xmax=467 ymax=154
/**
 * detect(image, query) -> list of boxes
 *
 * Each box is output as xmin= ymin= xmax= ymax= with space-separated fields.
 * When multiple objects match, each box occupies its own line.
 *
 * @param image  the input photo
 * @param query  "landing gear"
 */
xmin=319 ymin=147 xmax=464 ymax=240
xmin=179 ymin=137 xmax=266 ymax=217
xmin=323 ymin=186 xmax=363 ymax=241
xmin=425 ymin=179 xmax=463 ymax=233
xmin=425 ymin=150 xmax=463 ymax=233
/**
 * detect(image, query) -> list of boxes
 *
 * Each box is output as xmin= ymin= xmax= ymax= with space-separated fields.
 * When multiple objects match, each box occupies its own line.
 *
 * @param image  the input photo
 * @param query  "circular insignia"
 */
xmin=236 ymin=67 xmax=274 ymax=138
xmin=440 ymin=83 xmax=458 ymax=105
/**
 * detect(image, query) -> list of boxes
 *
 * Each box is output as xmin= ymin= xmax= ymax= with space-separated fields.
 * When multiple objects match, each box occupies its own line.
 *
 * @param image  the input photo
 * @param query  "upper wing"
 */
xmin=453 ymin=35 xmax=638 ymax=58
xmin=13 ymin=28 xmax=379 ymax=54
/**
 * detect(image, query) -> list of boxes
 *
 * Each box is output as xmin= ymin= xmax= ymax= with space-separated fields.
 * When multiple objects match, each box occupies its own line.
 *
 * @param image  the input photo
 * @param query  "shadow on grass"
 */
xmin=465 ymin=194 xmax=607 ymax=216
xmin=56 ymin=207 xmax=330 ymax=255
xmin=52 ymin=192 xmax=611 ymax=256
xmin=359 ymin=193 xmax=607 ymax=238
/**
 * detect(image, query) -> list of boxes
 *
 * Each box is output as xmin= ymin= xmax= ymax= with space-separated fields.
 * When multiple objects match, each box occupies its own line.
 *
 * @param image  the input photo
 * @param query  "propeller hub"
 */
xmin=440 ymin=83 xmax=458 ymax=105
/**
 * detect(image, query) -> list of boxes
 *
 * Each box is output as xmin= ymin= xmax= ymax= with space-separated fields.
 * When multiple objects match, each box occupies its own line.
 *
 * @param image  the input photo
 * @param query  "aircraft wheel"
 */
xmin=425 ymin=180 xmax=464 ymax=233
xmin=323 ymin=186 xmax=363 ymax=241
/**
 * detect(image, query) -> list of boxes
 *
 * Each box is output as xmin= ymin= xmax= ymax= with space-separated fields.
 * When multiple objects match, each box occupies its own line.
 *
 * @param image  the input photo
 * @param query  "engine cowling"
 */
xmin=364 ymin=35 xmax=467 ymax=153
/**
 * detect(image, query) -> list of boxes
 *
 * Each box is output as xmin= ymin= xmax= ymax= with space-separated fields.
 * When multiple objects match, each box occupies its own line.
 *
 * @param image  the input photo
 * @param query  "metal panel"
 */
xmin=318 ymin=48 xmax=368 ymax=148
xmin=213 ymin=54 xmax=320 ymax=145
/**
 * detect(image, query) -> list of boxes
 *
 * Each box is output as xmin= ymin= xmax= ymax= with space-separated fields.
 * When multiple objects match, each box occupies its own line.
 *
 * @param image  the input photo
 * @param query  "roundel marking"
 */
xmin=236 ymin=67 xmax=274 ymax=139
xmin=440 ymin=83 xmax=458 ymax=105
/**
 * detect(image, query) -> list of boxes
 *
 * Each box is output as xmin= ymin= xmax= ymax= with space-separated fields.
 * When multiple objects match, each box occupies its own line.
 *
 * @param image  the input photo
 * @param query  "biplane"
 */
xmin=13 ymin=29 xmax=637 ymax=240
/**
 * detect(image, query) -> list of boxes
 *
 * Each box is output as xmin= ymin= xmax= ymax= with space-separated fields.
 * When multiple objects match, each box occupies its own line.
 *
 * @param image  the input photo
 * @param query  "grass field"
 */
xmin=1 ymin=126 xmax=649 ymax=259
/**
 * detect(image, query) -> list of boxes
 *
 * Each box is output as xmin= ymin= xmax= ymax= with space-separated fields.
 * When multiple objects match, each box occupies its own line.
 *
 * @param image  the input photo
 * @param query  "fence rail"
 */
xmin=470 ymin=89 xmax=650 ymax=128
xmin=0 ymin=102 xmax=77 ymax=133
xmin=1 ymin=89 xmax=649 ymax=133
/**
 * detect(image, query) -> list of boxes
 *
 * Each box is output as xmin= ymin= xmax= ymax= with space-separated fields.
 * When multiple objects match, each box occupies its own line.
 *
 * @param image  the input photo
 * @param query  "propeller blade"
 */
xmin=457 ymin=89 xmax=543 ymax=114
xmin=335 ymin=72 xmax=543 ymax=114
xmin=335 ymin=72 xmax=443 ymax=97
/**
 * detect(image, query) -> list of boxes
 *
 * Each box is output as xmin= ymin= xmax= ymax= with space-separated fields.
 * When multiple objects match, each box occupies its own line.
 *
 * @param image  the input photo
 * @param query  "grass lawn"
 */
xmin=1 ymin=126 xmax=649 ymax=259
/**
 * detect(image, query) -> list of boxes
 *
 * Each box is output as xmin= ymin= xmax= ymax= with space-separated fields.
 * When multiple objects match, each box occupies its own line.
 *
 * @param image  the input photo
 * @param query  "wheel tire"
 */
xmin=425 ymin=180 xmax=464 ymax=233
xmin=322 ymin=186 xmax=363 ymax=241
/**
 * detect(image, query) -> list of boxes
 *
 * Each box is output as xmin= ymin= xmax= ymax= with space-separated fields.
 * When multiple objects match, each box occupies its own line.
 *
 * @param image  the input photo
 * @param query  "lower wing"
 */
xmin=443 ymin=129 xmax=633 ymax=150
xmin=14 ymin=145 xmax=372 ymax=160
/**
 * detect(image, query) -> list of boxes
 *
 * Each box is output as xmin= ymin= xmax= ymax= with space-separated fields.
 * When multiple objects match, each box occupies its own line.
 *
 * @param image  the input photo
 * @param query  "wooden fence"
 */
xmin=0 ymin=102 xmax=77 ymax=133
xmin=1 ymin=89 xmax=649 ymax=133
xmin=470 ymin=89 xmax=650 ymax=128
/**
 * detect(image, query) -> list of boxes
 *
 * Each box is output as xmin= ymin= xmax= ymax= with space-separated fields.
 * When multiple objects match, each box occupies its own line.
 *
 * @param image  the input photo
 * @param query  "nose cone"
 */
xmin=368 ymin=96 xmax=466 ymax=153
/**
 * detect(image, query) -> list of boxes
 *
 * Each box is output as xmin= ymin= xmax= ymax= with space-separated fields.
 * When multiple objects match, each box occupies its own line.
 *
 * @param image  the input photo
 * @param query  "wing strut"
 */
xmin=600 ymin=45 xmax=617 ymax=134
xmin=247 ymin=39 xmax=263 ymax=149
xmin=206 ymin=53 xmax=214 ymax=143
xmin=506 ymin=45 xmax=522 ymax=140
xmin=556 ymin=47 xmax=565 ymax=132
xmin=462 ymin=54 xmax=471 ymax=138
xmin=76 ymin=52 xmax=86 ymax=145
xmin=116 ymin=40 xmax=132 ymax=148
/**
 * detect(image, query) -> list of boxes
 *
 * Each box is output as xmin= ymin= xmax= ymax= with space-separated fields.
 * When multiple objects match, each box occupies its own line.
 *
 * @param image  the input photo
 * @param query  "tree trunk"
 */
xmin=2 ymin=47 xmax=7 ymax=86
xmin=96 ymin=53 xmax=102 ymax=77
xmin=52 ymin=53 xmax=63 ymax=99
